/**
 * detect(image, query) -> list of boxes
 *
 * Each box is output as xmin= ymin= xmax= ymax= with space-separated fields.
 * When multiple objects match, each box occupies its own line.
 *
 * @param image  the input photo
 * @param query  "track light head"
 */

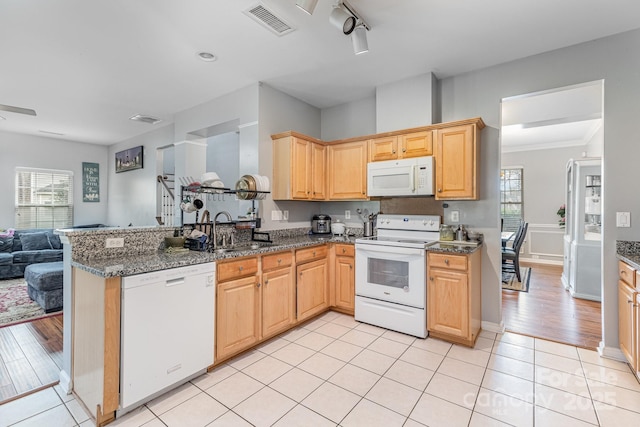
xmin=329 ymin=4 xmax=357 ymax=35
xmin=296 ymin=0 xmax=318 ymax=15
xmin=352 ymin=24 xmax=369 ymax=55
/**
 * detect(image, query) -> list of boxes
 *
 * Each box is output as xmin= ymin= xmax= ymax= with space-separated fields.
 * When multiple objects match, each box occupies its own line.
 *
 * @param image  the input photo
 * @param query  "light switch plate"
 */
xmin=450 ymin=210 xmax=460 ymax=222
xmin=345 ymin=210 xmax=351 ymax=219
xmin=283 ymin=210 xmax=289 ymax=220
xmin=616 ymin=212 xmax=631 ymax=227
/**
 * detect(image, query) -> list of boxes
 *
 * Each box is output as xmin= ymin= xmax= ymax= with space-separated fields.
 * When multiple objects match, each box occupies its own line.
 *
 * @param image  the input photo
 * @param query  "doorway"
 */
xmin=499 ymin=80 xmax=604 ymax=349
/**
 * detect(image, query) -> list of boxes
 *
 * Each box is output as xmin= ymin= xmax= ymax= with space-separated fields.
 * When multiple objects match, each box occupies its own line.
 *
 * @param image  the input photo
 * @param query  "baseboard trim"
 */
xmin=521 ymin=257 xmax=563 ymax=266
xmin=597 ymin=342 xmax=627 ymax=362
xmin=481 ymin=320 xmax=505 ymax=334
xmin=59 ymin=370 xmax=72 ymax=395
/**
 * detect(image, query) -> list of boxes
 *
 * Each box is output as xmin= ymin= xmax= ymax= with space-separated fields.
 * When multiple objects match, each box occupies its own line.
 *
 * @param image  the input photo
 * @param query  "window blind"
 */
xmin=15 ymin=167 xmax=74 ymax=229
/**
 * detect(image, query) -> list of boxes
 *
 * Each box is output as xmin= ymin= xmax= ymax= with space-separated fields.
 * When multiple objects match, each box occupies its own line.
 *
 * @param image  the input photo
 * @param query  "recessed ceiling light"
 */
xmin=129 ymin=114 xmax=162 ymax=125
xmin=197 ymin=52 xmax=217 ymax=62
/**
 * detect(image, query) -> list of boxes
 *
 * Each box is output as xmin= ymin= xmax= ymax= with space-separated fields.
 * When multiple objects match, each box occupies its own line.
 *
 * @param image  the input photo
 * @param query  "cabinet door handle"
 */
xmin=621 ymin=270 xmax=626 ymax=275
xmin=350 ymin=265 xmax=353 ymax=270
xmin=312 ymin=251 xmax=316 ymax=256
xmin=392 ymin=150 xmax=396 ymax=154
xmin=437 ymin=188 xmax=442 ymax=193
xmin=256 ymin=282 xmax=261 ymax=288
xmin=402 ymin=148 xmax=406 ymax=152
xmin=429 ymin=276 xmax=434 ymax=281
xmin=265 ymin=280 xmax=269 ymax=285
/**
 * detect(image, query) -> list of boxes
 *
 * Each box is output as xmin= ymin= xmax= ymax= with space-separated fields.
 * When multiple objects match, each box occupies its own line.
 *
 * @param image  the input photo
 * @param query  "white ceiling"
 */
xmin=0 ymin=0 xmax=637 ymax=145
xmin=501 ymin=82 xmax=604 ymax=152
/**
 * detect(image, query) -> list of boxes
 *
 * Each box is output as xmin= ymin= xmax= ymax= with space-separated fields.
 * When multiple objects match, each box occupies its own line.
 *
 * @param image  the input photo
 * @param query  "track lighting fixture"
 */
xmin=351 ymin=24 xmax=368 ymax=55
xmin=295 ymin=0 xmax=318 ymax=15
xmin=329 ymin=3 xmax=356 ymax=34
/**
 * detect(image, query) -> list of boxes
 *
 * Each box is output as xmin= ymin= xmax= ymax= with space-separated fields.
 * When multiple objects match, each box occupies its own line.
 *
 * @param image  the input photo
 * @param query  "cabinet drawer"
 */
xmin=262 ymin=251 xmax=293 ymax=271
xmin=335 ymin=244 xmax=354 ymax=257
xmin=619 ymin=261 xmax=636 ymax=287
xmin=296 ymin=245 xmax=328 ymax=263
xmin=217 ymin=257 xmax=258 ymax=282
xmin=428 ymin=253 xmax=467 ymax=271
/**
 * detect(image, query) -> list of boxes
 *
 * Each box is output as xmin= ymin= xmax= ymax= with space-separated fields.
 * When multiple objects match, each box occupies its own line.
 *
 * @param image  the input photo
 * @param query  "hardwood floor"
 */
xmin=502 ymin=262 xmax=602 ymax=349
xmin=0 ymin=314 xmax=63 ymax=404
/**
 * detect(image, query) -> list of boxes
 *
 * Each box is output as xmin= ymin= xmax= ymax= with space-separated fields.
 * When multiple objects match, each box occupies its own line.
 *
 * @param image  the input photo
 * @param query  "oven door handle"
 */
xmin=356 ymin=245 xmax=425 ymax=257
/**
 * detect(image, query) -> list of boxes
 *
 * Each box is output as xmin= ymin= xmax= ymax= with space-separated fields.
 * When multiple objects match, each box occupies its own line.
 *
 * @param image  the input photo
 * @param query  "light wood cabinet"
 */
xmin=261 ymin=252 xmax=294 ymax=339
xmin=427 ymin=250 xmax=482 ymax=347
xmin=272 ymin=133 xmax=325 ymax=200
xmin=333 ymin=244 xmax=355 ymax=314
xmin=369 ymin=131 xmax=433 ymax=162
xmin=296 ymin=246 xmax=329 ymax=321
xmin=617 ymin=261 xmax=638 ymax=376
xmin=216 ymin=269 xmax=261 ymax=361
xmin=435 ymin=124 xmax=479 ymax=200
xmin=216 ymin=252 xmax=295 ymax=361
xmin=327 ymin=140 xmax=368 ymax=199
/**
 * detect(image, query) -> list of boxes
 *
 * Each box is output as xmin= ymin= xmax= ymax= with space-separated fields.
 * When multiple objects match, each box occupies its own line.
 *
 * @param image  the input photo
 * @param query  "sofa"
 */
xmin=0 ymin=229 xmax=63 ymax=280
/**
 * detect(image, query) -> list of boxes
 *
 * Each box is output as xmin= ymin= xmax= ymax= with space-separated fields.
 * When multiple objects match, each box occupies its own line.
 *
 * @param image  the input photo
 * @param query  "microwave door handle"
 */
xmin=410 ymin=165 xmax=416 ymax=192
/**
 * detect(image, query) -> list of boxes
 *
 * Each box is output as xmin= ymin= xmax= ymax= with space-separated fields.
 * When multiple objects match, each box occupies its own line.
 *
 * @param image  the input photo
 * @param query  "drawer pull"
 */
xmin=238 ymin=266 xmax=244 ymax=271
xmin=430 ymin=277 xmax=434 ymax=281
xmin=313 ymin=251 xmax=316 ymax=256
xmin=342 ymin=248 xmax=346 ymax=254
xmin=621 ymin=270 xmax=626 ymax=275
xmin=444 ymin=259 xmax=449 ymax=265
xmin=278 ymin=259 xmax=282 ymax=264
xmin=438 ymin=188 xmax=442 ymax=193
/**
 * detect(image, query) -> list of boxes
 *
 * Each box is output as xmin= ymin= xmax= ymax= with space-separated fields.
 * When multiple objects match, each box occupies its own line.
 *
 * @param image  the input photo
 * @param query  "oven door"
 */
xmin=355 ymin=243 xmax=426 ymax=308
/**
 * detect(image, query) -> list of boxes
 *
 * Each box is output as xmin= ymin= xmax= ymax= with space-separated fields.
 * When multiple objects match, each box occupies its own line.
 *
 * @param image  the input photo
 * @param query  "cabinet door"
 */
xmin=635 ymin=293 xmax=640 ymax=378
xmin=369 ymin=136 xmax=398 ymax=162
xmin=435 ymin=124 xmax=477 ymax=200
xmin=618 ymin=280 xmax=636 ymax=365
xmin=427 ymin=268 xmax=469 ymax=339
xmin=335 ymin=255 xmax=355 ymax=313
xmin=291 ymin=137 xmax=311 ymax=199
xmin=400 ymin=130 xmax=433 ymax=158
xmin=327 ymin=140 xmax=368 ymax=199
xmin=297 ymin=259 xmax=329 ymax=321
xmin=262 ymin=267 xmax=294 ymax=339
xmin=216 ymin=275 xmax=261 ymax=360
xmin=311 ymin=143 xmax=326 ymax=200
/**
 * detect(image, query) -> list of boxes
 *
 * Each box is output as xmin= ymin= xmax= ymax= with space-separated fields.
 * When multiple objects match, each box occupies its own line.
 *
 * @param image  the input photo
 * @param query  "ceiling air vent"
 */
xmin=129 ymin=114 xmax=162 ymax=125
xmin=244 ymin=3 xmax=295 ymax=36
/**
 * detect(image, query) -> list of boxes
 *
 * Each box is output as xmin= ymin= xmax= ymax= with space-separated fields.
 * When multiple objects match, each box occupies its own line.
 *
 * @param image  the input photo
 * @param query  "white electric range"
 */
xmin=354 ymin=214 xmax=440 ymax=338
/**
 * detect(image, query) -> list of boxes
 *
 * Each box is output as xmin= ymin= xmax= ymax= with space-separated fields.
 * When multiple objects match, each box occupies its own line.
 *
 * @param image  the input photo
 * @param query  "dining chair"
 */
xmin=502 ymin=222 xmax=528 ymax=281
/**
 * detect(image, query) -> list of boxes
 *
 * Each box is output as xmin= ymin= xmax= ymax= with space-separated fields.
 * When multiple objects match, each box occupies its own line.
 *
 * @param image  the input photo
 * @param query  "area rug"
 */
xmin=0 ymin=278 xmax=59 ymax=327
xmin=502 ymin=267 xmax=531 ymax=292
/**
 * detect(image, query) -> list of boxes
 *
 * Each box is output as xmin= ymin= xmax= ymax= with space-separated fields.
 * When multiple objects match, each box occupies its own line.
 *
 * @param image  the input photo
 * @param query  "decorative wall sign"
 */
xmin=82 ymin=162 xmax=100 ymax=202
xmin=115 ymin=145 xmax=143 ymax=173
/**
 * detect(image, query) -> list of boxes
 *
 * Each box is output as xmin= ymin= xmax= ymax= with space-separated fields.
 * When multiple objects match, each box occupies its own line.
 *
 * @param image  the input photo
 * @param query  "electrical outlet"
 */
xmin=283 ymin=210 xmax=289 ymax=220
xmin=451 ymin=210 xmax=460 ymax=222
xmin=345 ymin=210 xmax=351 ymax=219
xmin=105 ymin=237 xmax=124 ymax=248
xmin=271 ymin=210 xmax=283 ymax=221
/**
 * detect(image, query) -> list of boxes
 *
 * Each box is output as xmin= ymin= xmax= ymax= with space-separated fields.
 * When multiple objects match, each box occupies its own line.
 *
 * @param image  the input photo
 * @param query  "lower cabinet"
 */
xmin=334 ymin=244 xmax=355 ymax=314
xmin=427 ymin=250 xmax=481 ymax=347
xmin=261 ymin=252 xmax=295 ymax=339
xmin=618 ymin=260 xmax=639 ymax=380
xmin=296 ymin=246 xmax=329 ymax=322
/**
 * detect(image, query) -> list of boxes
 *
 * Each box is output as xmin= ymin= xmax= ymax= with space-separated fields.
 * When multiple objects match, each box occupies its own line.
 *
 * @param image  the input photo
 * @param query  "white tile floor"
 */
xmin=2 ymin=311 xmax=640 ymax=427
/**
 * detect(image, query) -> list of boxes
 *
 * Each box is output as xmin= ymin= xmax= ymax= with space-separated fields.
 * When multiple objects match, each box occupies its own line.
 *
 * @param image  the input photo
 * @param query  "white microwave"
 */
xmin=367 ymin=156 xmax=434 ymax=197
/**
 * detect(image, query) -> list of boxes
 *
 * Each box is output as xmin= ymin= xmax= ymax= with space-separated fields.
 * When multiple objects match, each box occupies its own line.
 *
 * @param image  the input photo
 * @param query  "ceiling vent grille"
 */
xmin=244 ymin=3 xmax=294 ymax=36
xmin=129 ymin=114 xmax=162 ymax=125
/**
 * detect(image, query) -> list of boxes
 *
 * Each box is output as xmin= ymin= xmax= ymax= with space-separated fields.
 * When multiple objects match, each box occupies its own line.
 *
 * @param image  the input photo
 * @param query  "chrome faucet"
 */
xmin=212 ymin=211 xmax=233 ymax=250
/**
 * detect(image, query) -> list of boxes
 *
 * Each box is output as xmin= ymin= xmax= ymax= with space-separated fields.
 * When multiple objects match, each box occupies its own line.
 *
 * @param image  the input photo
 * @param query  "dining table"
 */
xmin=501 ymin=231 xmax=515 ymax=248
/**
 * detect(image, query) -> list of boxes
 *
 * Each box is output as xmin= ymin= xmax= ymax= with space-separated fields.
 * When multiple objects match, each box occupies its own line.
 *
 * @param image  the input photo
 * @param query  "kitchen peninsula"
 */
xmin=59 ymin=225 xmax=482 ymax=426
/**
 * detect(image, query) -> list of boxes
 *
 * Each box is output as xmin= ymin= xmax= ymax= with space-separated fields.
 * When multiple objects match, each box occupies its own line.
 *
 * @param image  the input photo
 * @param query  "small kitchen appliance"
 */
xmin=355 ymin=214 xmax=440 ymax=338
xmin=311 ymin=214 xmax=332 ymax=234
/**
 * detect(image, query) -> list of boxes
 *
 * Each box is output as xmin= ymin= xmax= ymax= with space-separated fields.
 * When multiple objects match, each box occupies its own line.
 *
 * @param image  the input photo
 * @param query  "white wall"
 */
xmin=440 ymin=27 xmax=640 ymax=354
xmin=0 ymin=130 xmax=109 ymax=228
xmin=321 ymin=96 xmax=376 ymax=141
xmin=502 ymin=146 xmax=585 ymax=263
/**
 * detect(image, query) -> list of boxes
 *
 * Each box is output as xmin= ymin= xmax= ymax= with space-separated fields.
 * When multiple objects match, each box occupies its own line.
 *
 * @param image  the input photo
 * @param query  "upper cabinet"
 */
xmin=369 ymin=130 xmax=433 ymax=162
xmin=435 ymin=122 xmax=481 ymax=200
xmin=327 ymin=140 xmax=368 ymax=200
xmin=272 ymin=117 xmax=484 ymax=201
xmin=272 ymin=133 xmax=325 ymax=200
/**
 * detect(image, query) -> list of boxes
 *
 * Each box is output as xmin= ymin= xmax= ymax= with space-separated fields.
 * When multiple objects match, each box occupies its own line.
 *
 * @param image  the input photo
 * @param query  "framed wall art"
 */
xmin=115 ymin=145 xmax=143 ymax=173
xmin=82 ymin=162 xmax=100 ymax=202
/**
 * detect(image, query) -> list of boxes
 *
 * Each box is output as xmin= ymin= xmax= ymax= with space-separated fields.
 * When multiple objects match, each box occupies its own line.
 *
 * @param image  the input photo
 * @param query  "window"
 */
xmin=500 ymin=167 xmax=523 ymax=232
xmin=15 ymin=168 xmax=74 ymax=229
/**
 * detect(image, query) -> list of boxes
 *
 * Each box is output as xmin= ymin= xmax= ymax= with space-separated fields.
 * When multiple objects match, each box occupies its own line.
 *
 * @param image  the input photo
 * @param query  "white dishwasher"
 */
xmin=119 ymin=262 xmax=215 ymax=414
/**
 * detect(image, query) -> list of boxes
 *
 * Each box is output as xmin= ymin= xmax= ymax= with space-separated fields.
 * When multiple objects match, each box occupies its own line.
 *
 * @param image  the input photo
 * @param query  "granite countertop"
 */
xmin=72 ymin=234 xmax=357 ymax=278
xmin=616 ymin=240 xmax=640 ymax=270
xmin=617 ymin=253 xmax=640 ymax=270
xmin=427 ymin=241 xmax=483 ymax=254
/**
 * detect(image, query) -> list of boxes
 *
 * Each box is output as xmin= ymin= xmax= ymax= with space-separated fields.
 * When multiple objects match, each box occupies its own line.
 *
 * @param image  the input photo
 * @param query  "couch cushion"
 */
xmin=0 ymin=253 xmax=12 ymax=266
xmin=0 ymin=236 xmax=13 ymax=253
xmin=48 ymin=233 xmax=62 ymax=250
xmin=19 ymin=232 xmax=53 ymax=251
xmin=12 ymin=249 xmax=63 ymax=264
xmin=12 ymin=229 xmax=54 ymax=251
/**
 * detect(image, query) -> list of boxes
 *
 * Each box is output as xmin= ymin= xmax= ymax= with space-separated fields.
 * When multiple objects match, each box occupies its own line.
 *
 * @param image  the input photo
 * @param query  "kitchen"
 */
xmin=3 ymin=2 xmax=640 ymax=426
